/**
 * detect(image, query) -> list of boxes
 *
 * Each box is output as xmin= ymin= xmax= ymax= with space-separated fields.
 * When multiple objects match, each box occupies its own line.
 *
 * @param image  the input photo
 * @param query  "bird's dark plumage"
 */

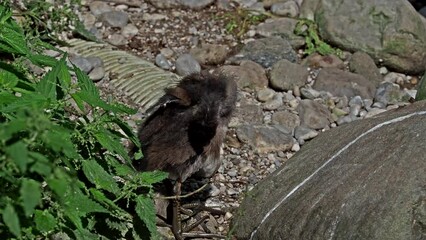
xmin=133 ymin=72 xmax=237 ymax=182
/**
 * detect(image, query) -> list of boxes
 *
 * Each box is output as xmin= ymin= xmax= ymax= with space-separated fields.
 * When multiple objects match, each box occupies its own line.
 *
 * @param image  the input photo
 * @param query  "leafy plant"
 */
xmin=0 ymin=4 xmax=166 ymax=239
xmin=218 ymin=8 xmax=269 ymax=38
xmin=295 ymin=19 xmax=343 ymax=57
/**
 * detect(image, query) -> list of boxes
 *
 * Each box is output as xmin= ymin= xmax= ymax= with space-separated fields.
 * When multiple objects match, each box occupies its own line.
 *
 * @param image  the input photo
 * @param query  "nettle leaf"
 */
xmin=29 ymin=151 xmax=52 ymax=176
xmin=94 ymin=130 xmax=131 ymax=164
xmin=64 ymin=187 xmax=109 ymax=230
xmin=90 ymin=188 xmax=123 ymax=212
xmin=82 ymin=160 xmax=119 ymax=194
xmin=0 ymin=24 xmax=29 ymax=55
xmin=137 ymin=171 xmax=168 ymax=185
xmin=2 ymin=203 xmax=21 ymax=238
xmin=5 ymin=141 xmax=29 ymax=172
xmin=34 ymin=210 xmax=56 ymax=233
xmin=135 ymin=195 xmax=158 ymax=239
xmin=20 ymin=178 xmax=41 ymax=217
xmin=0 ymin=68 xmax=19 ymax=88
xmin=28 ymin=54 xmax=58 ymax=67
xmin=0 ymin=92 xmax=48 ymax=113
xmin=37 ymin=55 xmax=70 ymax=99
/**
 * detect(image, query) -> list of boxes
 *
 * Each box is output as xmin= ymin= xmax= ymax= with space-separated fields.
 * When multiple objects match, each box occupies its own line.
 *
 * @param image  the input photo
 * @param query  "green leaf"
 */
xmin=5 ymin=141 xmax=29 ymax=172
xmin=20 ymin=178 xmax=41 ymax=216
xmin=34 ymin=210 xmax=56 ymax=233
xmin=0 ymin=68 xmax=19 ymax=88
xmin=82 ymin=160 xmax=119 ymax=194
xmin=36 ymin=55 xmax=70 ymax=99
xmin=90 ymin=188 xmax=123 ymax=212
xmin=94 ymin=130 xmax=131 ymax=164
xmin=416 ymin=74 xmax=426 ymax=101
xmin=29 ymin=152 xmax=52 ymax=176
xmin=28 ymin=54 xmax=59 ymax=67
xmin=2 ymin=203 xmax=21 ymax=238
xmin=0 ymin=23 xmax=29 ymax=55
xmin=0 ymin=92 xmax=48 ymax=113
xmin=137 ymin=171 xmax=168 ymax=185
xmin=135 ymin=195 xmax=158 ymax=239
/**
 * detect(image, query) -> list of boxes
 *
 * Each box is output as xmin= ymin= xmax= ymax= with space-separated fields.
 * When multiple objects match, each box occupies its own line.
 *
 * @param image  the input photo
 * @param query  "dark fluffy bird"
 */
xmin=133 ymin=71 xmax=237 ymax=185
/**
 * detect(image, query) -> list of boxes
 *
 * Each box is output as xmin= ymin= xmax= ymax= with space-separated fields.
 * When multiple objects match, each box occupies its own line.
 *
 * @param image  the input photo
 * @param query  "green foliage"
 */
xmin=416 ymin=74 xmax=426 ymax=101
xmin=0 ymin=5 xmax=167 ymax=239
xmin=295 ymin=19 xmax=343 ymax=57
xmin=218 ymin=8 xmax=269 ymax=38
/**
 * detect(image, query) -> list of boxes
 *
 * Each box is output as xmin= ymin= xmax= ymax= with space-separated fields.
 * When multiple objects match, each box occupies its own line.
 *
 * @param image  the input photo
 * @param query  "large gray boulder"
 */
xmin=231 ymin=100 xmax=426 ymax=240
xmin=306 ymin=0 xmax=426 ymax=74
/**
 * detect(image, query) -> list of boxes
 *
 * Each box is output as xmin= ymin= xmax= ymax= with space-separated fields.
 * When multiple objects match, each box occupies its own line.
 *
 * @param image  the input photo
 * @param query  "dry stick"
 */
xmin=157 ymin=182 xmax=209 ymax=200
xmin=183 ymin=214 xmax=209 ymax=232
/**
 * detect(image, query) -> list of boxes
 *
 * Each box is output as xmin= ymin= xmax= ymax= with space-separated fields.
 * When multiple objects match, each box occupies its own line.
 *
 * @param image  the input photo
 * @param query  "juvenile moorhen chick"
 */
xmin=132 ymin=72 xmax=237 ymax=239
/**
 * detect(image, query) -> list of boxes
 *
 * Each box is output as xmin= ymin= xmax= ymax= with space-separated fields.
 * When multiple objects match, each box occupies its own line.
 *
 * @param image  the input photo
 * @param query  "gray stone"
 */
xmin=69 ymin=55 xmax=93 ymax=73
xmin=271 ymin=111 xmax=300 ymax=130
xmin=155 ymin=54 xmax=171 ymax=70
xmin=270 ymin=1 xmax=299 ymax=17
xmin=219 ymin=61 xmax=268 ymax=90
xmin=190 ymin=43 xmax=230 ymax=65
xmin=255 ymin=18 xmax=305 ymax=49
xmin=121 ymin=24 xmax=139 ymax=38
xmin=106 ymin=34 xmax=127 ymax=46
xmin=86 ymin=56 xmax=103 ymax=68
xmin=142 ymin=13 xmax=168 ymax=21
xmin=314 ymin=0 xmax=426 ymax=74
xmin=294 ymin=125 xmax=318 ymax=141
xmin=374 ymin=82 xmax=411 ymax=105
xmin=232 ymin=100 xmax=426 ymax=240
xmin=263 ymin=0 xmax=292 ymax=8
xmin=175 ymin=53 xmax=201 ymax=76
xmin=89 ymin=1 xmax=112 ymax=16
xmin=235 ymin=104 xmax=264 ymax=125
xmin=264 ymin=93 xmax=283 ymax=110
xmin=349 ymin=51 xmax=382 ymax=86
xmin=179 ymin=0 xmax=215 ymax=9
xmin=236 ymin=125 xmax=294 ymax=153
xmin=146 ymin=0 xmax=179 ymax=8
xmin=100 ymin=11 xmax=129 ymax=28
xmin=257 ymin=88 xmax=276 ymax=102
xmin=297 ymin=99 xmax=332 ymax=129
xmin=301 ymin=53 xmax=345 ymax=69
xmin=270 ymin=59 xmax=308 ymax=91
xmin=227 ymin=37 xmax=297 ymax=68
xmin=314 ymin=67 xmax=376 ymax=99
xmin=88 ymin=66 xmax=105 ymax=81
xmin=300 ymin=87 xmax=320 ymax=99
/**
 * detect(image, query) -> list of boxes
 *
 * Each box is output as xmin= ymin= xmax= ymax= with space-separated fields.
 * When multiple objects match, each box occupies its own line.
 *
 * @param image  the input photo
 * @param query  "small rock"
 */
xmin=349 ymin=51 xmax=382 ymax=85
xmin=294 ymin=126 xmax=318 ymax=141
xmin=302 ymin=53 xmax=345 ymax=69
xmin=107 ymin=34 xmax=127 ymax=46
xmin=300 ymin=87 xmax=321 ymax=99
xmin=219 ymin=61 xmax=268 ymax=90
xmin=160 ymin=48 xmax=174 ymax=58
xmin=364 ymin=108 xmax=387 ymax=118
xmin=264 ymin=93 xmax=283 ymax=110
xmin=225 ymin=212 xmax=233 ymax=220
xmin=270 ymin=59 xmax=309 ymax=91
xmin=121 ymin=24 xmax=139 ymax=38
xmin=179 ymin=0 xmax=215 ymax=9
xmin=100 ymin=11 xmax=129 ymax=28
xmin=257 ymin=88 xmax=276 ymax=102
xmin=271 ymin=111 xmax=300 ymax=130
xmin=175 ymin=53 xmax=201 ymax=76
xmin=86 ymin=56 xmax=103 ymax=68
xmin=379 ymin=66 xmax=388 ymax=75
xmin=69 ymin=55 xmax=93 ymax=73
xmin=270 ymin=1 xmax=299 ymax=17
xmin=291 ymin=143 xmax=301 ymax=152
xmin=227 ymin=169 xmax=238 ymax=177
xmin=375 ymin=82 xmax=410 ymax=106
xmin=297 ymin=99 xmax=332 ymax=129
xmin=89 ymin=1 xmax=112 ymax=16
xmin=236 ymin=125 xmax=294 ymax=153
xmin=142 ymin=13 xmax=168 ymax=21
xmin=88 ymin=66 xmax=105 ymax=81
xmin=190 ymin=43 xmax=229 ymax=65
xmin=155 ymin=54 xmax=171 ymax=70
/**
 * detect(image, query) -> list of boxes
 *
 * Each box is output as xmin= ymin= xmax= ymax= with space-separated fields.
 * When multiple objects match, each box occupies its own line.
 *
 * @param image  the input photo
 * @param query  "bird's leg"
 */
xmin=172 ymin=179 xmax=183 ymax=240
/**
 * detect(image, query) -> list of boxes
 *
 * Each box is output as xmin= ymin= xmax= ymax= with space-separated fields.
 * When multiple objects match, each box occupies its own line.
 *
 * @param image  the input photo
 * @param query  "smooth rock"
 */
xmin=88 ymin=66 xmax=105 ymax=81
xmin=349 ymin=51 xmax=383 ymax=86
xmin=175 ymin=53 xmax=201 ymax=76
xmin=155 ymin=54 xmax=171 ymax=70
xmin=106 ymin=34 xmax=127 ymax=46
xmin=219 ymin=61 xmax=268 ymax=90
xmin=100 ymin=11 xmax=129 ymax=28
xmin=264 ymin=93 xmax=283 ymax=110
xmin=89 ymin=1 xmax=112 ymax=16
xmin=297 ymin=99 xmax=332 ymax=129
xmin=179 ymin=0 xmax=215 ymax=9
xmin=69 ymin=55 xmax=93 ymax=73
xmin=233 ymin=101 xmax=426 ymax=240
xmin=314 ymin=67 xmax=376 ymax=99
xmin=270 ymin=1 xmax=299 ymax=17
xmin=257 ymin=88 xmax=276 ymax=102
xmin=190 ymin=43 xmax=229 ymax=65
xmin=227 ymin=36 xmax=297 ymax=68
xmin=236 ymin=125 xmax=294 ymax=153
xmin=255 ymin=18 xmax=305 ymax=49
xmin=271 ymin=111 xmax=301 ymax=131
xmin=294 ymin=125 xmax=318 ymax=141
xmin=235 ymin=104 xmax=264 ymax=125
xmin=374 ymin=82 xmax=411 ymax=105
xmin=314 ymin=0 xmax=426 ymax=74
xmin=270 ymin=59 xmax=309 ymax=91
xmin=121 ymin=24 xmax=139 ymax=38
xmin=302 ymin=53 xmax=345 ymax=69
